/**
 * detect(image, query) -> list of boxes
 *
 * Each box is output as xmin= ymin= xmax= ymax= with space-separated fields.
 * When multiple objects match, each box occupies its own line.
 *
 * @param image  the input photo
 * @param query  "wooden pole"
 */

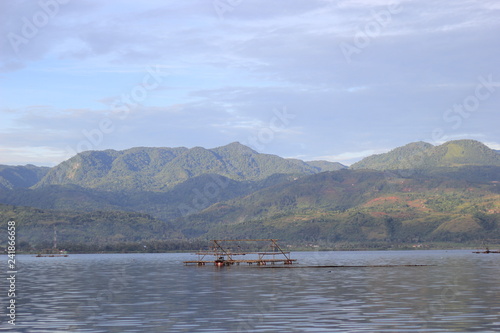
xmin=212 ymin=240 xmax=233 ymax=260
xmin=271 ymin=239 xmax=290 ymax=260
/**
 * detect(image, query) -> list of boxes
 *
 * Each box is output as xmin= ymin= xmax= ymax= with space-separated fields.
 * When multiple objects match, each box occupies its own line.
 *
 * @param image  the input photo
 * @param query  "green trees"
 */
xmin=351 ymin=140 xmax=500 ymax=171
xmin=35 ymin=143 xmax=343 ymax=191
xmin=1 ymin=141 xmax=499 ymax=250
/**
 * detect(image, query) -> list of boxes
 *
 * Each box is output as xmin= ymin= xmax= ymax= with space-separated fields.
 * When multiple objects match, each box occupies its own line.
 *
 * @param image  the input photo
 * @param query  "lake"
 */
xmin=1 ymin=250 xmax=499 ymax=332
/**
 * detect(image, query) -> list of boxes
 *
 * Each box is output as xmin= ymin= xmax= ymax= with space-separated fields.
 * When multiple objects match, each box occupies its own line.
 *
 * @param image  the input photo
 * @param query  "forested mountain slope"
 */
xmin=35 ymin=142 xmax=344 ymax=191
xmin=351 ymin=140 xmax=500 ymax=170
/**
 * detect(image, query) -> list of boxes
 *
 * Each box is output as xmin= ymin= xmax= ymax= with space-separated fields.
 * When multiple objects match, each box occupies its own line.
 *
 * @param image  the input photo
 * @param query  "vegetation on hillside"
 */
xmin=35 ymin=142 xmax=344 ymax=191
xmin=351 ymin=140 xmax=500 ymax=170
xmin=0 ymin=140 xmax=499 ymax=251
xmin=178 ymin=167 xmax=500 ymax=243
xmin=0 ymin=203 xmax=180 ymax=252
xmin=0 ymin=164 xmax=50 ymax=189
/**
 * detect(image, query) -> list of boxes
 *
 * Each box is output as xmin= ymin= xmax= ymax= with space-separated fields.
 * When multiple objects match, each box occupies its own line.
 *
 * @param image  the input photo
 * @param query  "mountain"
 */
xmin=351 ymin=140 xmax=500 ymax=170
xmin=0 ymin=164 xmax=50 ymax=190
xmin=35 ymin=142 xmax=344 ymax=191
xmin=0 ymin=172 xmax=307 ymax=221
xmin=177 ymin=166 xmax=500 ymax=242
xmin=350 ymin=141 xmax=433 ymax=170
xmin=1 ymin=140 xmax=499 ymax=249
xmin=4 ymin=166 xmax=498 ymax=248
xmin=306 ymin=160 xmax=347 ymax=172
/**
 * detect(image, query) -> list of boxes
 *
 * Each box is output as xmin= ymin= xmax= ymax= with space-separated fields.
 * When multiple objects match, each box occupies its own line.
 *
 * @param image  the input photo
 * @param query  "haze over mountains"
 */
xmin=0 ymin=164 xmax=50 ymax=190
xmin=0 ymin=139 xmax=499 ymax=250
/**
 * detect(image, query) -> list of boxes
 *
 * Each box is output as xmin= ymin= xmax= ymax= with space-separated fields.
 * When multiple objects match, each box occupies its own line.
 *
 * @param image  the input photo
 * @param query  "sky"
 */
xmin=1 ymin=0 xmax=499 ymax=166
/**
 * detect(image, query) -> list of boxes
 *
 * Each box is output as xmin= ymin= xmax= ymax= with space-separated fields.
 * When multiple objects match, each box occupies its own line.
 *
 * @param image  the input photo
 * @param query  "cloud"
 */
xmin=484 ymin=142 xmax=500 ymax=150
xmin=0 ymin=0 xmax=498 ymax=165
xmin=313 ymin=148 xmax=391 ymax=165
xmin=0 ymin=146 xmax=66 ymax=166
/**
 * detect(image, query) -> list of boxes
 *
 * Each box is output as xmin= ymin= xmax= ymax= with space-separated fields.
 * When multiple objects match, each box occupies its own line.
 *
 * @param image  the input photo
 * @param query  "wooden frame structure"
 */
xmin=183 ymin=239 xmax=296 ymax=266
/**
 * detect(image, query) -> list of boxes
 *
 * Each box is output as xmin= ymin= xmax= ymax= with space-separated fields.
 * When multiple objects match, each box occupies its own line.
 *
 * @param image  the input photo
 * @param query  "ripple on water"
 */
xmin=5 ymin=250 xmax=500 ymax=332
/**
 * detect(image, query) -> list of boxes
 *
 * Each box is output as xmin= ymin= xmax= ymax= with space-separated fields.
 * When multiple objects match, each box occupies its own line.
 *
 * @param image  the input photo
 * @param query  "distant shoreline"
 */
xmin=3 ymin=245 xmax=495 ymax=255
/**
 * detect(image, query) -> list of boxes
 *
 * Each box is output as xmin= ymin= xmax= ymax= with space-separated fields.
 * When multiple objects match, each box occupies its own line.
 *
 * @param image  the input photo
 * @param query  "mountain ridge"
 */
xmin=3 ymin=140 xmax=498 ymax=191
xmin=35 ymin=142 xmax=346 ymax=191
xmin=0 ymin=139 xmax=499 ymax=248
xmin=177 ymin=166 xmax=500 ymax=241
xmin=351 ymin=140 xmax=500 ymax=170
xmin=0 ymin=164 xmax=50 ymax=190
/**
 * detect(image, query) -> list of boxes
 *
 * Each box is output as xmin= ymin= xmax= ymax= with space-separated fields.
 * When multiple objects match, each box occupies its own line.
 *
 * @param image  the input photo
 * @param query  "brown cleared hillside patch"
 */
xmin=364 ymin=196 xmax=403 ymax=206
xmin=369 ymin=211 xmax=389 ymax=218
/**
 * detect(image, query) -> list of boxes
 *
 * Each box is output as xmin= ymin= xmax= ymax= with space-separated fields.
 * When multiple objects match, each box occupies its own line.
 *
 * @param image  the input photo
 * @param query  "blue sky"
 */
xmin=1 ymin=0 xmax=499 ymax=166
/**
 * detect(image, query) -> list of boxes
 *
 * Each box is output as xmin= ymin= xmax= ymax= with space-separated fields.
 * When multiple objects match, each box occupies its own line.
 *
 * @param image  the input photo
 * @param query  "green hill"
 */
xmin=1 ymin=140 xmax=499 ymax=249
xmin=306 ymin=160 xmax=347 ymax=172
xmin=0 ymin=164 xmax=50 ymax=189
xmin=351 ymin=140 xmax=500 ymax=170
xmin=35 ymin=142 xmax=344 ymax=191
xmin=0 ymin=173 xmax=302 ymax=221
xmin=0 ymin=203 xmax=180 ymax=252
xmin=177 ymin=167 xmax=500 ymax=243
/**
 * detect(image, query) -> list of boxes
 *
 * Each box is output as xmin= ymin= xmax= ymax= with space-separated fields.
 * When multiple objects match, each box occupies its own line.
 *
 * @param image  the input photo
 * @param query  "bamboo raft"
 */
xmin=473 ymin=241 xmax=500 ymax=254
xmin=184 ymin=239 xmax=297 ymax=266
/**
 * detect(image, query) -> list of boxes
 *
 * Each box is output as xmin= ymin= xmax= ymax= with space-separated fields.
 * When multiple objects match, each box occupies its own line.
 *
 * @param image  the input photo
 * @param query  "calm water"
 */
xmin=1 ymin=250 xmax=499 ymax=332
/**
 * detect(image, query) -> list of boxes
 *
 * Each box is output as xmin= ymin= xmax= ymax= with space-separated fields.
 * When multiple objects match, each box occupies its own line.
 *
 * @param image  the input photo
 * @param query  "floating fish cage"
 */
xmin=183 ymin=239 xmax=296 ymax=266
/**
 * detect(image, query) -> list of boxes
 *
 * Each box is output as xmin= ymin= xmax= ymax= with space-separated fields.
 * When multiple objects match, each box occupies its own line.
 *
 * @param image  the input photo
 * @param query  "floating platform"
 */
xmin=184 ymin=258 xmax=296 ymax=266
xmin=473 ymin=250 xmax=500 ymax=254
xmin=184 ymin=239 xmax=296 ymax=266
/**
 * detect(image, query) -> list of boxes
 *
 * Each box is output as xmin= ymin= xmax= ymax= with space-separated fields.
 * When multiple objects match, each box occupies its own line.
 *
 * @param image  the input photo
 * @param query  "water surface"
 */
xmin=1 ymin=250 xmax=499 ymax=332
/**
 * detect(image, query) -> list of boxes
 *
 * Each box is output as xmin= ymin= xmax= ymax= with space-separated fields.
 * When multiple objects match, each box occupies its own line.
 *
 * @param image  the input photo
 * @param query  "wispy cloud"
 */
xmin=313 ymin=148 xmax=391 ymax=165
xmin=0 ymin=146 xmax=66 ymax=166
xmin=0 ymin=0 xmax=498 ymax=165
xmin=484 ymin=142 xmax=500 ymax=150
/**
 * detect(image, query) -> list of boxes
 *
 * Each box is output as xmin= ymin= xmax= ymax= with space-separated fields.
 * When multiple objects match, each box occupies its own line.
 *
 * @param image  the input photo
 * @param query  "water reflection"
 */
xmin=1 ymin=250 xmax=499 ymax=332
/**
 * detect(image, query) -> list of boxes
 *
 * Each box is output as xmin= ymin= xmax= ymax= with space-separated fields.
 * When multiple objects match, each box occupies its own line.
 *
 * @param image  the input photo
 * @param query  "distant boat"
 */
xmin=473 ymin=248 xmax=500 ymax=254
xmin=473 ymin=244 xmax=500 ymax=254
